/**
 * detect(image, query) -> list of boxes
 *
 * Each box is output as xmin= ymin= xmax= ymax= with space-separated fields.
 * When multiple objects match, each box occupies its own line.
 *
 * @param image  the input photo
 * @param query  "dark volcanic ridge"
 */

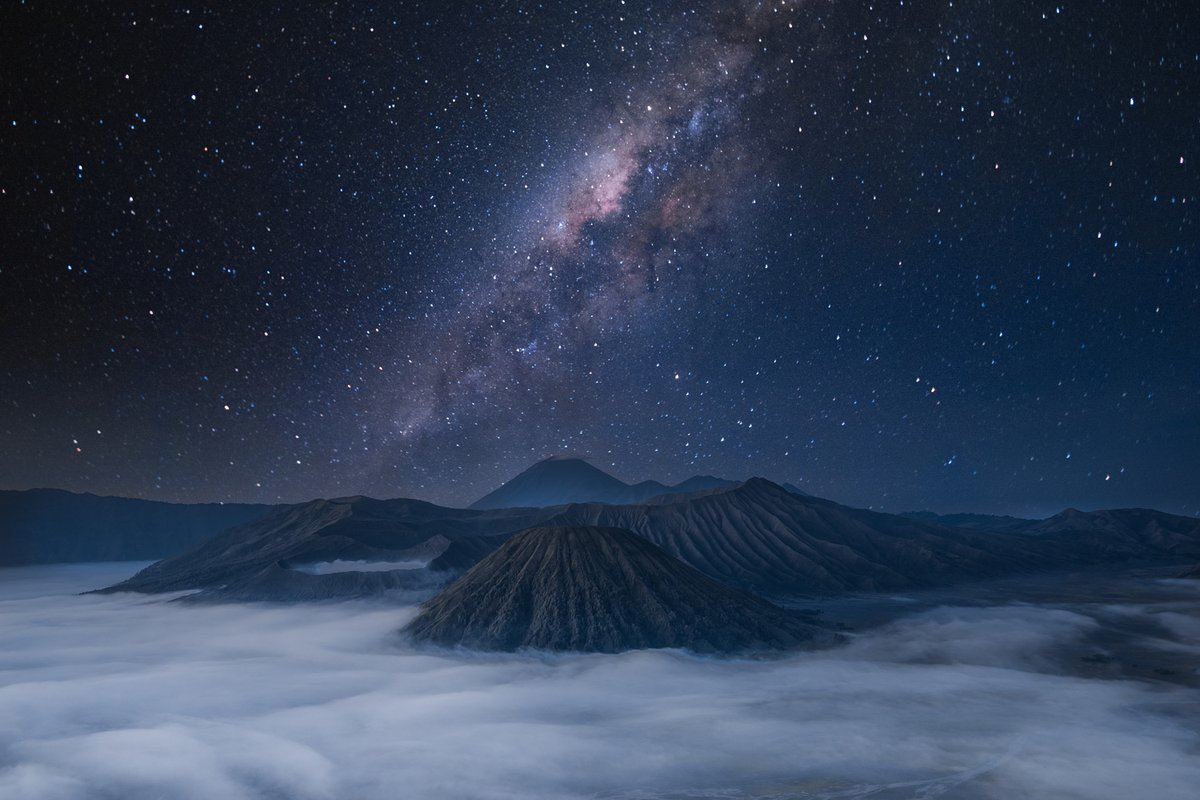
xmin=469 ymin=456 xmax=733 ymax=509
xmin=98 ymin=474 xmax=1200 ymax=603
xmin=901 ymin=510 xmax=1037 ymax=533
xmin=96 ymin=496 xmax=556 ymax=602
xmin=404 ymin=525 xmax=829 ymax=653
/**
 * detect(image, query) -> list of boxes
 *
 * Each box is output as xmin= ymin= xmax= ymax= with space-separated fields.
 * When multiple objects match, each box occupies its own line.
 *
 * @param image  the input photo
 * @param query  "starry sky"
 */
xmin=2 ymin=0 xmax=1197 ymax=517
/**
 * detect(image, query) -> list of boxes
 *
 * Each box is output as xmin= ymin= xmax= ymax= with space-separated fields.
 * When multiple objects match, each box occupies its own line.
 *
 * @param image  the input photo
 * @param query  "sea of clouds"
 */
xmin=1 ymin=562 xmax=1198 ymax=800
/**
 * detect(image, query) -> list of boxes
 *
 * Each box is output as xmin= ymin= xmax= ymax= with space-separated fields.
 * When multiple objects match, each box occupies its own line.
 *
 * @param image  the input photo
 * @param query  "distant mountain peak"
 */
xmin=469 ymin=458 xmax=733 ymax=509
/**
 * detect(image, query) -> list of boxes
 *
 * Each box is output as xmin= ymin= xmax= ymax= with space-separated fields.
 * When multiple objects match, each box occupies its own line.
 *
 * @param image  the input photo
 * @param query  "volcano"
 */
xmin=469 ymin=456 xmax=731 ymax=509
xmin=404 ymin=525 xmax=828 ymax=653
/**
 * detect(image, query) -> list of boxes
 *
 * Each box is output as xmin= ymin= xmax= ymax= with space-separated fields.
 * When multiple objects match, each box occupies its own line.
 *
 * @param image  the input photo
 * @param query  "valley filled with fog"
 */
xmin=2 ymin=562 xmax=1198 ymax=800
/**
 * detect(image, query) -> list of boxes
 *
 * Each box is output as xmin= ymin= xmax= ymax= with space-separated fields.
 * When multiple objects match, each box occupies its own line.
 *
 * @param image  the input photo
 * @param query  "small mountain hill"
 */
xmin=404 ymin=525 xmax=828 ymax=653
xmin=469 ymin=456 xmax=731 ymax=509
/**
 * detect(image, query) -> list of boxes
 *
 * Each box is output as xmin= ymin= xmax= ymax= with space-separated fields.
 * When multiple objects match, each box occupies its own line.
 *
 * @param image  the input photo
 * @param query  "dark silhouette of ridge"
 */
xmin=469 ymin=456 xmax=732 ymax=509
xmin=1024 ymin=507 xmax=1200 ymax=558
xmin=0 ymin=488 xmax=273 ymax=566
xmin=404 ymin=525 xmax=829 ymax=653
xmin=97 ymin=496 xmax=557 ymax=601
xmin=542 ymin=478 xmax=1047 ymax=594
xmin=901 ymin=510 xmax=1038 ymax=532
xmin=97 ymin=471 xmax=1200 ymax=602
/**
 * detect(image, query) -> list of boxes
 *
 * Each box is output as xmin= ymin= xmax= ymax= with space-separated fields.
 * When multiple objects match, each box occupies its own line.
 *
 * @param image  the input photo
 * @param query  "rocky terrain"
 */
xmin=404 ymin=525 xmax=829 ymax=653
xmin=97 ymin=496 xmax=559 ymax=600
xmin=96 ymin=464 xmax=1200 ymax=603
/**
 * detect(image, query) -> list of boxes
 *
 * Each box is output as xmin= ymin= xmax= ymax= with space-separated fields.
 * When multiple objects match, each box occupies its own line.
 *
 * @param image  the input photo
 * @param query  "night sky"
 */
xmin=2 ymin=0 xmax=1197 ymax=517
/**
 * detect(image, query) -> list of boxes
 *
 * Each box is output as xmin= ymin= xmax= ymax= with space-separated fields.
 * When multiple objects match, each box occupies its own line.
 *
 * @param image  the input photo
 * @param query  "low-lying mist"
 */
xmin=1 ymin=563 xmax=1198 ymax=800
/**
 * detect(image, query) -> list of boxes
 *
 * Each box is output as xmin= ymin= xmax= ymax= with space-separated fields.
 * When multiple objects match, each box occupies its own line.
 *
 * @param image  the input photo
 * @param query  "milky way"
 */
xmin=383 ymin=1 xmax=794 ymax=443
xmin=1 ymin=1 xmax=1197 ymax=513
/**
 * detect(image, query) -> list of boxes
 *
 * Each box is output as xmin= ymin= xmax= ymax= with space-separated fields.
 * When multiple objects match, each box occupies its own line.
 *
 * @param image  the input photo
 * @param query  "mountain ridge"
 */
xmin=469 ymin=457 xmax=734 ymax=509
xmin=0 ymin=488 xmax=274 ymax=566
xmin=97 ymin=468 xmax=1200 ymax=602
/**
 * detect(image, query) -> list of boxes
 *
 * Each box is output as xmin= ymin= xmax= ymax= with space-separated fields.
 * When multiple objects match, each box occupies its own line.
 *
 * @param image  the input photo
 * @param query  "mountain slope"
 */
xmin=543 ymin=479 xmax=1052 ymax=594
xmin=98 ymin=476 xmax=1200 ymax=602
xmin=404 ymin=526 xmax=828 ymax=653
xmin=0 ymin=488 xmax=273 ymax=566
xmin=1026 ymin=507 xmax=1200 ymax=557
xmin=99 ymin=497 xmax=561 ymax=600
xmin=901 ymin=510 xmax=1037 ymax=532
xmin=469 ymin=456 xmax=731 ymax=509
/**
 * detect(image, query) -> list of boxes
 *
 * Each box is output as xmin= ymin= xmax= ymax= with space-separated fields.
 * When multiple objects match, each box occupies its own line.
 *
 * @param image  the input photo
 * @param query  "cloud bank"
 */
xmin=1 ymin=564 xmax=1198 ymax=799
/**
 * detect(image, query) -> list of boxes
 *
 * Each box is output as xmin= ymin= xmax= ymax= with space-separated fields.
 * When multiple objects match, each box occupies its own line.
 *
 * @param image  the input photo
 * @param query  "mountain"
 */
xmin=1022 ymin=507 xmax=1200 ymax=557
xmin=544 ymin=479 xmax=1049 ymax=594
xmin=404 ymin=526 xmax=829 ymax=653
xmin=0 ymin=488 xmax=273 ymax=566
xmin=469 ymin=456 xmax=732 ymax=509
xmin=102 ymin=480 xmax=1026 ymax=600
xmin=540 ymin=493 xmax=1200 ymax=594
xmin=901 ymin=510 xmax=1038 ymax=532
xmin=900 ymin=508 xmax=1200 ymax=552
xmin=98 ymin=497 xmax=562 ymax=600
xmin=98 ymin=476 xmax=1200 ymax=602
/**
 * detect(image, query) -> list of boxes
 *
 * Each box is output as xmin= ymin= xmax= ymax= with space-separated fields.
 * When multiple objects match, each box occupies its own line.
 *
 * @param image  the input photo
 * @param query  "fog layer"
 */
xmin=1 ymin=563 xmax=1198 ymax=799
